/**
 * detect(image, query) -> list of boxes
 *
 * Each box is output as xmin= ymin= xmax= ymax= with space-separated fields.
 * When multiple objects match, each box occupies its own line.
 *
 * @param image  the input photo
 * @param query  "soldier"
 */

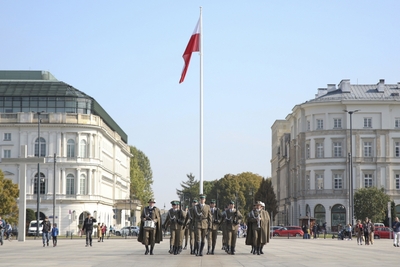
xmin=247 ymin=201 xmax=270 ymax=255
xmin=177 ymin=202 xmax=187 ymax=254
xmin=138 ymin=198 xmax=163 ymax=255
xmin=163 ymin=201 xmax=185 ymax=255
xmin=194 ymin=194 xmax=212 ymax=256
xmin=184 ymin=199 xmax=198 ymax=255
xmin=221 ymin=200 xmax=242 ymax=255
xmin=220 ymin=205 xmax=228 ymax=251
xmin=183 ymin=205 xmax=189 ymax=250
xmin=207 ymin=199 xmax=221 ymax=255
xmin=246 ymin=203 xmax=257 ymax=253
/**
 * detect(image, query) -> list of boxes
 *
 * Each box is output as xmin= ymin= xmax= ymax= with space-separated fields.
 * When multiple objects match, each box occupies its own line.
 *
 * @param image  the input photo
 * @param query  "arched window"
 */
xmin=80 ymin=174 xmax=86 ymax=195
xmin=331 ymin=204 xmax=346 ymax=232
xmin=314 ymin=204 xmax=326 ymax=226
xmin=34 ymin=172 xmax=46 ymax=194
xmin=80 ymin=140 xmax=87 ymax=158
xmin=395 ymin=205 xmax=400 ymax=219
xmin=66 ymin=174 xmax=75 ymax=195
xmin=34 ymin=137 xmax=46 ymax=157
xmin=67 ymin=139 xmax=75 ymax=158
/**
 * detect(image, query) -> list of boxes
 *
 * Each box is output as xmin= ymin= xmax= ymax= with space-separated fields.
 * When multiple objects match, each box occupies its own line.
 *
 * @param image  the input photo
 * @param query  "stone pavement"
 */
xmin=0 ymin=236 xmax=397 ymax=267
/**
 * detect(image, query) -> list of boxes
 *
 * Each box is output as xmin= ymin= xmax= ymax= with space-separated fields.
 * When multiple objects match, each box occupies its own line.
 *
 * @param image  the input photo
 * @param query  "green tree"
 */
xmin=354 ymin=187 xmax=391 ymax=223
xmin=0 ymin=170 xmax=19 ymax=224
xmin=255 ymin=178 xmax=278 ymax=221
xmin=176 ymin=173 xmax=198 ymax=204
xmin=130 ymin=146 xmax=153 ymax=206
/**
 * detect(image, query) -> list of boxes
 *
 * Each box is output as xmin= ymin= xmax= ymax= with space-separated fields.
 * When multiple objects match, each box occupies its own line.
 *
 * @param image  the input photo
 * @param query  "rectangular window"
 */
xmin=395 ymin=118 xmax=400 ymax=128
xmin=3 ymin=149 xmax=11 ymax=158
xmin=306 ymin=174 xmax=310 ymax=190
xmin=333 ymin=118 xmax=342 ymax=129
xmin=333 ymin=142 xmax=342 ymax=157
xmin=3 ymin=133 xmax=11 ymax=141
xmin=316 ymin=119 xmax=323 ymax=130
xmin=306 ymin=144 xmax=310 ymax=159
xmin=395 ymin=142 xmax=400 ymax=158
xmin=334 ymin=174 xmax=343 ymax=189
xmin=364 ymin=174 xmax=373 ymax=188
xmin=66 ymin=178 xmax=75 ymax=195
xmin=307 ymin=121 xmax=310 ymax=131
xmin=396 ymin=174 xmax=400 ymax=190
xmin=316 ymin=142 xmax=324 ymax=158
xmin=364 ymin=118 xmax=372 ymax=128
xmin=364 ymin=142 xmax=373 ymax=157
xmin=316 ymin=174 xmax=324 ymax=189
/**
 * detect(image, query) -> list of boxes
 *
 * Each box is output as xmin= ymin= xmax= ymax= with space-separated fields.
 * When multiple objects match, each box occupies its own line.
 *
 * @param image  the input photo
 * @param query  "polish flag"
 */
xmin=179 ymin=19 xmax=200 ymax=83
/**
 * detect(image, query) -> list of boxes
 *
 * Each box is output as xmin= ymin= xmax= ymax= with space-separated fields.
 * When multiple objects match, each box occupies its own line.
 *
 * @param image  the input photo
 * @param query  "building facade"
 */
xmin=271 ymin=79 xmax=400 ymax=231
xmin=0 ymin=71 xmax=140 ymax=239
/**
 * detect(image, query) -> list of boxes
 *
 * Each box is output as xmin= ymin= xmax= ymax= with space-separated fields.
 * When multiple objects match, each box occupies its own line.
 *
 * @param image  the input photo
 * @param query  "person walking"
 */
xmin=82 ymin=212 xmax=97 ymax=247
xmin=0 ymin=216 xmax=5 ymax=246
xmin=184 ymin=199 xmax=198 ymax=255
xmin=247 ymin=201 xmax=270 ymax=255
xmin=101 ymin=223 xmax=106 ymax=242
xmin=322 ymin=222 xmax=327 ymax=239
xmin=368 ymin=220 xmax=374 ymax=245
xmin=207 ymin=199 xmax=221 ymax=255
xmin=363 ymin=218 xmax=371 ymax=245
xmin=138 ymin=198 xmax=163 ymax=255
xmin=392 ymin=217 xmax=400 ymax=247
xmin=221 ymin=200 xmax=243 ymax=255
xmin=97 ymin=223 xmax=102 ymax=242
xmin=163 ymin=200 xmax=185 ymax=255
xmin=193 ymin=194 xmax=212 ymax=256
xmin=52 ymin=223 xmax=59 ymax=247
xmin=355 ymin=220 xmax=363 ymax=245
xmin=42 ymin=217 xmax=52 ymax=247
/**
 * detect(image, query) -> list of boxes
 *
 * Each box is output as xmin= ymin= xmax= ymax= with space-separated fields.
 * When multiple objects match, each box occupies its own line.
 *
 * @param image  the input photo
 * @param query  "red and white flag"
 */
xmin=179 ymin=19 xmax=200 ymax=83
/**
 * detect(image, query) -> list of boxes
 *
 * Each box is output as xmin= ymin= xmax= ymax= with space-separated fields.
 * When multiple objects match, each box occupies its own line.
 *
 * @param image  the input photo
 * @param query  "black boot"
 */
xmin=231 ymin=246 xmax=235 ymax=255
xmin=211 ymin=245 xmax=215 ymax=255
xmin=145 ymin=245 xmax=149 ymax=255
xmin=169 ymin=245 xmax=173 ymax=254
xmin=178 ymin=246 xmax=182 ymax=254
xmin=196 ymin=242 xmax=202 ymax=256
xmin=194 ymin=242 xmax=199 ymax=256
xmin=199 ymin=242 xmax=205 ymax=256
xmin=190 ymin=244 xmax=193 ymax=255
xmin=226 ymin=245 xmax=230 ymax=254
xmin=206 ymin=246 xmax=210 ymax=255
xmin=150 ymin=245 xmax=154 ymax=255
xmin=260 ymin=244 xmax=264 ymax=254
xmin=252 ymin=246 xmax=256 ymax=254
xmin=257 ymin=246 xmax=260 ymax=255
xmin=173 ymin=246 xmax=178 ymax=255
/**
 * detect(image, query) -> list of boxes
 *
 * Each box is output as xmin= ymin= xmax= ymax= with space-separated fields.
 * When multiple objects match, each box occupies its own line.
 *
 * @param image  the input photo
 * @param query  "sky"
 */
xmin=1 ymin=1 xmax=400 ymax=209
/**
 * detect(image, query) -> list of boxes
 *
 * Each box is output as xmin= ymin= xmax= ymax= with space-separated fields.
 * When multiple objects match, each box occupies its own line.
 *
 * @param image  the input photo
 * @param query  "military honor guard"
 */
xmin=220 ymin=206 xmax=228 ymax=251
xmin=221 ymin=200 xmax=243 ymax=255
xmin=184 ymin=199 xmax=199 ymax=255
xmin=194 ymin=194 xmax=212 ymax=256
xmin=163 ymin=200 xmax=186 ymax=255
xmin=183 ymin=205 xmax=189 ymax=250
xmin=138 ymin=198 xmax=163 ymax=255
xmin=246 ymin=200 xmax=270 ymax=255
xmin=207 ymin=199 xmax=221 ymax=255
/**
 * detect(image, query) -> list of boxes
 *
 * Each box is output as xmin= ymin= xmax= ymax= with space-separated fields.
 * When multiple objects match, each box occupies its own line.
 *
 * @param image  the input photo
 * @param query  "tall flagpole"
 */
xmin=199 ymin=7 xmax=204 ymax=194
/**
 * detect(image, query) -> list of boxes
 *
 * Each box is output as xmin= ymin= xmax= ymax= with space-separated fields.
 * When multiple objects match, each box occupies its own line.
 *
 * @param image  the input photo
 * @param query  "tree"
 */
xmin=0 ymin=170 xmax=19 ymax=224
xmin=354 ymin=187 xmax=391 ymax=223
xmin=130 ymin=146 xmax=154 ymax=206
xmin=176 ymin=173 xmax=198 ymax=204
xmin=254 ymin=178 xmax=278 ymax=221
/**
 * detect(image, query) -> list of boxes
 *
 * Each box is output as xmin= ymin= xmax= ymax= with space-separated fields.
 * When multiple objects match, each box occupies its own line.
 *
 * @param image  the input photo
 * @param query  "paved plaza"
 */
xmin=0 ymin=236 xmax=397 ymax=267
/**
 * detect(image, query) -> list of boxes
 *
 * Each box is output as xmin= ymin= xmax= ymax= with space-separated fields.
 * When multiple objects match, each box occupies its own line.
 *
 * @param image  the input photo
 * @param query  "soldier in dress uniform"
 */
xmin=247 ymin=201 xmax=270 ymax=255
xmin=221 ymin=200 xmax=243 ymax=255
xmin=177 ymin=202 xmax=187 ymax=254
xmin=246 ymin=203 xmax=257 ymax=254
xmin=138 ymin=198 xmax=163 ymax=255
xmin=206 ymin=199 xmax=221 ymax=255
xmin=163 ymin=201 xmax=186 ymax=255
xmin=183 ymin=205 xmax=189 ymax=250
xmin=220 ymin=205 xmax=228 ymax=251
xmin=194 ymin=194 xmax=212 ymax=256
xmin=184 ymin=199 xmax=198 ymax=255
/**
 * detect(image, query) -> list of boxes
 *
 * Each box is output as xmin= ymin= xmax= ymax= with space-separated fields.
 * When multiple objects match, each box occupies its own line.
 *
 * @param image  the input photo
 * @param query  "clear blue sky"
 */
xmin=1 ymin=1 xmax=400 ymax=209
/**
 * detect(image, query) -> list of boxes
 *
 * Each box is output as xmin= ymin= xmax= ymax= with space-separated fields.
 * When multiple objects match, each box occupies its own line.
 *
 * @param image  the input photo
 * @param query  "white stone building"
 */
xmin=0 ymin=71 xmax=140 ymax=239
xmin=271 ymin=79 xmax=400 ymax=231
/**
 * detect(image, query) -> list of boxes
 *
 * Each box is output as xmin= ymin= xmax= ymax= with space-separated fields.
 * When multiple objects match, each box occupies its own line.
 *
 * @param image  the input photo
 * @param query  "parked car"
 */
xmin=374 ymin=227 xmax=393 ymax=239
xmin=273 ymin=226 xmax=304 ymax=237
xmin=27 ymin=220 xmax=43 ymax=236
xmin=120 ymin=226 xmax=140 ymax=236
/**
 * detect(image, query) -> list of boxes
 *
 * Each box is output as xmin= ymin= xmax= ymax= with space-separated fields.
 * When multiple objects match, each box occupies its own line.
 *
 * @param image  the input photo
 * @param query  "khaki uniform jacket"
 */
xmin=163 ymin=208 xmax=186 ymax=230
xmin=184 ymin=206 xmax=197 ymax=230
xmin=138 ymin=206 xmax=163 ymax=244
xmin=246 ymin=209 xmax=270 ymax=245
xmin=209 ymin=207 xmax=222 ymax=231
xmin=222 ymin=209 xmax=243 ymax=231
xmin=194 ymin=203 xmax=212 ymax=230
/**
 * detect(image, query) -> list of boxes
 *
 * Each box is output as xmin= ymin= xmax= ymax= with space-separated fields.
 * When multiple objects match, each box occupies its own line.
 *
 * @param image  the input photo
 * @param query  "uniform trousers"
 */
xmin=196 ymin=228 xmax=207 ymax=243
xmin=253 ymin=227 xmax=261 ymax=246
xmin=226 ymin=227 xmax=237 ymax=247
xmin=207 ymin=229 xmax=218 ymax=247
xmin=143 ymin=229 xmax=156 ymax=246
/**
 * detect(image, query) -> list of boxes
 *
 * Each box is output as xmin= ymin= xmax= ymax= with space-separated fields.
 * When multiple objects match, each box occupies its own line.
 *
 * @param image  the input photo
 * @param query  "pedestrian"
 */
xmin=247 ymin=201 xmax=270 ymax=255
xmin=82 ymin=212 xmax=97 ymax=247
xmin=221 ymin=200 xmax=243 ymax=255
xmin=162 ymin=200 xmax=185 ymax=255
xmin=97 ymin=223 xmax=102 ymax=242
xmin=220 ymin=206 xmax=228 ymax=251
xmin=52 ymin=223 xmax=59 ymax=247
xmin=368 ymin=220 xmax=374 ymax=245
xmin=0 ymin=216 xmax=6 ymax=245
xmin=312 ymin=224 xmax=317 ymax=239
xmin=316 ymin=224 xmax=321 ymax=238
xmin=207 ymin=199 xmax=221 ymax=255
xmin=193 ymin=194 xmax=212 ymax=256
xmin=322 ymin=222 xmax=327 ymax=239
xmin=355 ymin=220 xmax=363 ymax=245
xmin=5 ymin=223 xmax=12 ymax=240
xmin=363 ymin=218 xmax=371 ymax=245
xmin=184 ymin=199 xmax=198 ymax=255
xmin=345 ymin=223 xmax=352 ymax=240
xmin=101 ymin=223 xmax=106 ymax=242
xmin=42 ymin=216 xmax=51 ymax=247
xmin=392 ymin=217 xmax=400 ymax=247
xmin=138 ymin=198 xmax=163 ymax=255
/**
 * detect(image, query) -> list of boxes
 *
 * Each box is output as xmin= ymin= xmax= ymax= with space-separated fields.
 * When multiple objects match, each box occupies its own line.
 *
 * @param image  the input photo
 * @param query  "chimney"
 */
xmin=339 ymin=79 xmax=351 ymax=93
xmin=327 ymin=84 xmax=336 ymax=92
xmin=315 ymin=88 xmax=327 ymax=98
xmin=377 ymin=79 xmax=385 ymax=92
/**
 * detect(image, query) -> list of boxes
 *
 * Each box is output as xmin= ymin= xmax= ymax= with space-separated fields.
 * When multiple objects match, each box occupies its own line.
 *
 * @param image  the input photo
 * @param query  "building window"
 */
xmin=316 ymin=173 xmax=324 ymax=189
xmin=395 ymin=118 xmax=400 ymax=128
xmin=3 ymin=133 xmax=11 ymax=141
xmin=333 ymin=118 xmax=342 ymax=129
xmin=314 ymin=204 xmax=326 ymax=226
xmin=334 ymin=174 xmax=343 ymax=189
xmin=66 ymin=174 xmax=75 ymax=195
xmin=395 ymin=141 xmax=400 ymax=158
xmin=34 ymin=172 xmax=46 ymax=194
xmin=3 ymin=149 xmax=11 ymax=158
xmin=80 ymin=174 xmax=86 ymax=195
xmin=363 ymin=142 xmax=373 ymax=157
xmin=34 ymin=137 xmax=46 ymax=157
xmin=307 ymin=121 xmax=310 ymax=131
xmin=67 ymin=139 xmax=75 ymax=158
xmin=306 ymin=144 xmax=310 ymax=159
xmin=316 ymin=142 xmax=324 ymax=158
xmin=306 ymin=174 xmax=310 ymax=190
xmin=316 ymin=119 xmax=323 ymax=130
xmin=364 ymin=173 xmax=373 ymax=188
xmin=396 ymin=174 xmax=400 ymax=190
xmin=364 ymin=118 xmax=372 ymax=128
xmin=80 ymin=140 xmax=87 ymax=158
xmin=333 ymin=142 xmax=342 ymax=157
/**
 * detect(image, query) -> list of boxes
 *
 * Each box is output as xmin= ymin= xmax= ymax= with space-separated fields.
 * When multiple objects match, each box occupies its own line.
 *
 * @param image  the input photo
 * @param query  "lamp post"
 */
xmin=35 ymin=111 xmax=44 ymax=238
xmin=344 ymin=109 xmax=359 ymax=227
xmin=53 ymin=153 xmax=56 ymax=227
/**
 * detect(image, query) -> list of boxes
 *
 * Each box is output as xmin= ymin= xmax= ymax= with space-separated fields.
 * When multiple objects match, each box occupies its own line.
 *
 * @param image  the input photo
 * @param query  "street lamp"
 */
xmin=344 ymin=109 xmax=359 ymax=227
xmin=34 ymin=111 xmax=45 ymax=238
xmin=53 ymin=153 xmax=56 ymax=227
